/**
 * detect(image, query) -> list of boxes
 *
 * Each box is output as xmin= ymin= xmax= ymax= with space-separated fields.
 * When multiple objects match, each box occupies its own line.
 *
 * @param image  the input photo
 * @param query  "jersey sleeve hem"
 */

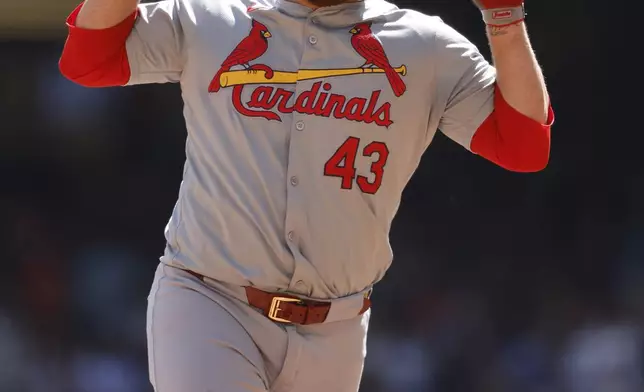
xmin=59 ymin=3 xmax=137 ymax=87
xmin=470 ymin=85 xmax=554 ymax=172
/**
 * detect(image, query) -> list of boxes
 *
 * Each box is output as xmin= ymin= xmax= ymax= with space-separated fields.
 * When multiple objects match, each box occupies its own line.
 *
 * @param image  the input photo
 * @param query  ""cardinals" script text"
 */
xmin=231 ymin=81 xmax=394 ymax=127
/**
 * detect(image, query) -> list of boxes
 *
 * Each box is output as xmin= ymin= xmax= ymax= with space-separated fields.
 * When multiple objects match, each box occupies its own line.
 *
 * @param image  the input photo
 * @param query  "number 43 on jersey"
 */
xmin=324 ymin=136 xmax=390 ymax=195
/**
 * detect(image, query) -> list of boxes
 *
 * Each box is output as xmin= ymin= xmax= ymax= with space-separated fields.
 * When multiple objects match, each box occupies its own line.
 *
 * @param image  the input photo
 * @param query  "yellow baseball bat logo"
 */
xmin=218 ymin=65 xmax=408 ymax=88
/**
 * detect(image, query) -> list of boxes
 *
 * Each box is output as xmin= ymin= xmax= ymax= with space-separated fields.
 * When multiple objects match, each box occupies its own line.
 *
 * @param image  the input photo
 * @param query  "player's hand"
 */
xmin=472 ymin=0 xmax=523 ymax=9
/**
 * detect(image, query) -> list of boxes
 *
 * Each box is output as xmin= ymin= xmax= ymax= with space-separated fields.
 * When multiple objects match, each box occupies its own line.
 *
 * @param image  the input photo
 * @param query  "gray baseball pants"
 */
xmin=146 ymin=263 xmax=371 ymax=392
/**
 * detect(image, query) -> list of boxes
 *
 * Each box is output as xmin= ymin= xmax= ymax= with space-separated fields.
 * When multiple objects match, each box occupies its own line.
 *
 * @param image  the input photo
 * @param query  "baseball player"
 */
xmin=59 ymin=0 xmax=554 ymax=390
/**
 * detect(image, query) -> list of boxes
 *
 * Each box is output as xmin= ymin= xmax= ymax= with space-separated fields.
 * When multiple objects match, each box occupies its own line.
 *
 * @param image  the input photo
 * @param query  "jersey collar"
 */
xmin=269 ymin=0 xmax=399 ymax=27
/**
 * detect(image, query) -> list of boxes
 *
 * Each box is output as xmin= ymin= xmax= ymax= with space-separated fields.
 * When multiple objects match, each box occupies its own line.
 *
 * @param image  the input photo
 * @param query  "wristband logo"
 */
xmin=492 ymin=10 xmax=514 ymax=19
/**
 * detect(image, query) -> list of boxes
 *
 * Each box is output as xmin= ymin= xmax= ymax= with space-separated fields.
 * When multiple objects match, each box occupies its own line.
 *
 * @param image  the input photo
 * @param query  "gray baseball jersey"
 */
xmin=127 ymin=0 xmax=495 ymax=299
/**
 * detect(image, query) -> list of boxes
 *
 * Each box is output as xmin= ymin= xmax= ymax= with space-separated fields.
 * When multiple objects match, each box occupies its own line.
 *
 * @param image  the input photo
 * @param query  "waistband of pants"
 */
xmin=180 ymin=267 xmax=372 ymax=324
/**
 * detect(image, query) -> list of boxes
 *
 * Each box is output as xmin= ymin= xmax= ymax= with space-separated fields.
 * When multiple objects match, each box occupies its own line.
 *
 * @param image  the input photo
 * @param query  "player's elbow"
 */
xmin=59 ymin=6 xmax=136 ymax=88
xmin=495 ymin=136 xmax=550 ymax=173
xmin=471 ymin=111 xmax=552 ymax=173
xmin=59 ymin=50 xmax=130 ymax=88
xmin=498 ymin=114 xmax=554 ymax=173
xmin=491 ymin=117 xmax=552 ymax=173
xmin=486 ymin=97 xmax=554 ymax=173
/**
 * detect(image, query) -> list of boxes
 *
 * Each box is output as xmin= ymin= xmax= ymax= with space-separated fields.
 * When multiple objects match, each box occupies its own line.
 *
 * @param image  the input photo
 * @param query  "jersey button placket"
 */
xmin=284 ymin=19 xmax=318 ymax=290
xmin=283 ymin=28 xmax=304 ymax=250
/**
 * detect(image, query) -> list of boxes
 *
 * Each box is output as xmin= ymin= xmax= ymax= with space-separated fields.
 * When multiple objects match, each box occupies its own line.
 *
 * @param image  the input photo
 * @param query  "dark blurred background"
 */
xmin=1 ymin=0 xmax=639 ymax=391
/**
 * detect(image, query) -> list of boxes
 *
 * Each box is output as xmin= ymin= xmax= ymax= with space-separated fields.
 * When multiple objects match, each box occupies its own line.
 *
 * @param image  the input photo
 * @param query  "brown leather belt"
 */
xmin=186 ymin=270 xmax=371 ymax=325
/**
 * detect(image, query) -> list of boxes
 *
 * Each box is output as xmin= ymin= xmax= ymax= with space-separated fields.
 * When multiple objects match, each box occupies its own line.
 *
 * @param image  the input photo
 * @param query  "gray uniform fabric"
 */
xmin=126 ymin=1 xmax=496 ymax=390
xmin=148 ymin=263 xmax=370 ymax=392
xmin=126 ymin=0 xmax=496 ymax=299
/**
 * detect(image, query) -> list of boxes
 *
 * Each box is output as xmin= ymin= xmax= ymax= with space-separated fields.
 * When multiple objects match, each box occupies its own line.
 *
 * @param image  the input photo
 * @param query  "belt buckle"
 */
xmin=268 ymin=296 xmax=302 ymax=323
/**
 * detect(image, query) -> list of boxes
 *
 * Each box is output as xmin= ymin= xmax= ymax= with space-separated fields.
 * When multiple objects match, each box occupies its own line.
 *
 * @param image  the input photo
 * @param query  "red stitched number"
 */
xmin=357 ymin=140 xmax=390 ymax=194
xmin=324 ymin=137 xmax=360 ymax=190
xmin=324 ymin=137 xmax=389 ymax=194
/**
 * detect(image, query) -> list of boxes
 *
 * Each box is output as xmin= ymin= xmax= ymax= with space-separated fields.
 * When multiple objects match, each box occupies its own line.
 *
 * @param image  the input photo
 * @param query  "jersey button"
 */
xmin=308 ymin=35 xmax=318 ymax=45
xmin=287 ymin=231 xmax=295 ymax=241
xmin=295 ymin=121 xmax=305 ymax=131
xmin=290 ymin=176 xmax=299 ymax=186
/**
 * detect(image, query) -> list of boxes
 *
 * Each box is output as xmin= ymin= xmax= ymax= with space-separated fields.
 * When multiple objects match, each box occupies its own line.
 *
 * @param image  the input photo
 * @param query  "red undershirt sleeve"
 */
xmin=59 ymin=4 xmax=137 ymax=87
xmin=470 ymin=85 xmax=554 ymax=172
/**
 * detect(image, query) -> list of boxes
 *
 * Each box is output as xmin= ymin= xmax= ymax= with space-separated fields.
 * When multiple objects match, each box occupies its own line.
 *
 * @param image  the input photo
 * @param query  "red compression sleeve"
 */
xmin=58 ymin=4 xmax=137 ymax=87
xmin=470 ymin=85 xmax=554 ymax=172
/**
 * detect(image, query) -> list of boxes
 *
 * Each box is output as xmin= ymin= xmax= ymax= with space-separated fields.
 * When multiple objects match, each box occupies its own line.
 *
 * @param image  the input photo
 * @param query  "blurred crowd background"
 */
xmin=1 ymin=0 xmax=638 ymax=391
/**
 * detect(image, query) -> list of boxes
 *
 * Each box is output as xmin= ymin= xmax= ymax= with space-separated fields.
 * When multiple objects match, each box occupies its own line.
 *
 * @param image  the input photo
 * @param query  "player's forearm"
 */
xmin=76 ymin=0 xmax=139 ymax=29
xmin=487 ymin=22 xmax=549 ymax=124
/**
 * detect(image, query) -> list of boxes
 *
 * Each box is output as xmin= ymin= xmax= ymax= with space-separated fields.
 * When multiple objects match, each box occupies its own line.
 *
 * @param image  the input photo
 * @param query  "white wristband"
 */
xmin=481 ymin=5 xmax=525 ymax=26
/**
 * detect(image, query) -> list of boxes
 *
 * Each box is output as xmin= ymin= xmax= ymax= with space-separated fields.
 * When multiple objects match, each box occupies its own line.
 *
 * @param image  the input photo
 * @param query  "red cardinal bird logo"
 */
xmin=208 ymin=20 xmax=272 ymax=93
xmin=350 ymin=22 xmax=406 ymax=97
